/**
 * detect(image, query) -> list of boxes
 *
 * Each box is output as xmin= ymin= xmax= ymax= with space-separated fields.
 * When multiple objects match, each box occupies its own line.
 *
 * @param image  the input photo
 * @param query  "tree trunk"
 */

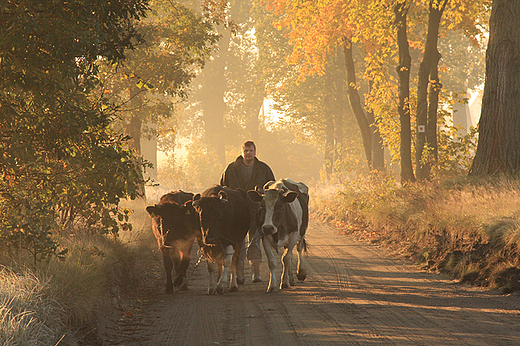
xmin=415 ymin=0 xmax=447 ymax=180
xmin=368 ymin=81 xmax=385 ymax=172
xmin=201 ymin=31 xmax=230 ymax=168
xmin=324 ymin=67 xmax=335 ymax=178
xmin=427 ymin=53 xmax=441 ymax=164
xmin=127 ymin=115 xmax=142 ymax=155
xmin=470 ymin=0 xmax=520 ymax=176
xmin=343 ymin=39 xmax=372 ymax=170
xmin=394 ymin=1 xmax=415 ymax=183
xmin=245 ymin=98 xmax=263 ymax=141
xmin=324 ymin=116 xmax=335 ymax=177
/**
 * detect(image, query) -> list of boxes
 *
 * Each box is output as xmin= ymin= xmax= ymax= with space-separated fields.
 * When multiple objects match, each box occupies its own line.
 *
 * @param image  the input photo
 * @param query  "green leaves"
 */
xmin=0 ymin=0 xmax=151 ymax=262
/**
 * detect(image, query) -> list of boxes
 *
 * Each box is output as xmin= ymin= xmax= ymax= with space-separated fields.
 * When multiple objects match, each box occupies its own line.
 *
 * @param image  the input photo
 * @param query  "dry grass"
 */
xmin=0 ymin=199 xmax=157 ymax=345
xmin=313 ymin=175 xmax=520 ymax=293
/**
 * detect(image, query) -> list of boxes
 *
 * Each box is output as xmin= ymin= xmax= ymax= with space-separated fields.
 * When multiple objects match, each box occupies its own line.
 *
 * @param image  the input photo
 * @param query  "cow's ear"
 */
xmin=282 ymin=191 xmax=298 ymax=203
xmin=145 ymin=206 xmax=155 ymax=217
xmin=248 ymin=190 xmax=263 ymax=202
xmin=146 ymin=205 xmax=157 ymax=217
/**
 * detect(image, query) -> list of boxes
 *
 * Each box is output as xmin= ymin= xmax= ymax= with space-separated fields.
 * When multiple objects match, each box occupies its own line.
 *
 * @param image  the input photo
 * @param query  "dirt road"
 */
xmin=99 ymin=218 xmax=520 ymax=345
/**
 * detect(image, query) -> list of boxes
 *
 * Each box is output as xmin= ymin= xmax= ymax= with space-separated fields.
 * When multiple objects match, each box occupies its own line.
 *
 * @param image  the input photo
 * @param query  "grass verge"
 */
xmin=0 ymin=200 xmax=158 ymax=345
xmin=311 ymin=174 xmax=520 ymax=294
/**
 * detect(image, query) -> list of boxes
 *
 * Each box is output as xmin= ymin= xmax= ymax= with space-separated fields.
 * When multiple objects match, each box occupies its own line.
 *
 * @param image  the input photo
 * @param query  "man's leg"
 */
xmin=247 ymin=227 xmax=263 ymax=283
xmin=237 ymin=240 xmax=246 ymax=285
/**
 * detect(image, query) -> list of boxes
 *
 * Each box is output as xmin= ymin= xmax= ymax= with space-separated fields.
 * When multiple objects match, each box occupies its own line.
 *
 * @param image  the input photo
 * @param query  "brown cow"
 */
xmin=146 ymin=191 xmax=201 ymax=293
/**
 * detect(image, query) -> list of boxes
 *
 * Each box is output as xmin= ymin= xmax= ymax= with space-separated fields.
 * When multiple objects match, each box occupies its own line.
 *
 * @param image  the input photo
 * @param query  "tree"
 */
xmin=394 ymin=1 xmax=416 ymax=183
xmin=415 ymin=0 xmax=448 ymax=181
xmin=100 ymin=0 xmax=219 ymax=166
xmin=0 ymin=0 xmax=150 ymax=260
xmin=470 ymin=0 xmax=520 ymax=176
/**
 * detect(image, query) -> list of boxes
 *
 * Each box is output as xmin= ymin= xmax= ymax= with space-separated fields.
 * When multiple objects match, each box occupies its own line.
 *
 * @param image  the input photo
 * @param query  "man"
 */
xmin=220 ymin=140 xmax=275 ymax=284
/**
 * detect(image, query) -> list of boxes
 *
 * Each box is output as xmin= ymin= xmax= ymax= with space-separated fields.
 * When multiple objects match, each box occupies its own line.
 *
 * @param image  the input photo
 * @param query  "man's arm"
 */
xmin=219 ymin=168 xmax=228 ymax=187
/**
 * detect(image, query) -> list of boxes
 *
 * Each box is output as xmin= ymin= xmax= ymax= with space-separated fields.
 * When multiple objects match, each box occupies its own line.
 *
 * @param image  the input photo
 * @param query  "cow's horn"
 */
xmin=264 ymin=181 xmax=275 ymax=189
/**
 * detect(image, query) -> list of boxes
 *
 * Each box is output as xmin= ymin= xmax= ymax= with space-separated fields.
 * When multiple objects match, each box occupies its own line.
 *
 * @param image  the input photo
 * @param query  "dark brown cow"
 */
xmin=146 ymin=191 xmax=201 ymax=294
xmin=248 ymin=179 xmax=309 ymax=293
xmin=191 ymin=185 xmax=251 ymax=294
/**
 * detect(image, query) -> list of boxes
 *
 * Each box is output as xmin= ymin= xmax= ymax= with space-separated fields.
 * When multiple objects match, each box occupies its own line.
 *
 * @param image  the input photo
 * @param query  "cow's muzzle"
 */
xmin=262 ymin=225 xmax=276 ymax=236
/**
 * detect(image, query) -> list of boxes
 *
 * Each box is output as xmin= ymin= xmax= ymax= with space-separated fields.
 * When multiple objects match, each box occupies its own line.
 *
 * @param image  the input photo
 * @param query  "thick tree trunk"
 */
xmin=343 ymin=40 xmax=372 ymax=170
xmin=415 ymin=0 xmax=447 ymax=180
xmin=127 ymin=115 xmax=142 ymax=155
xmin=394 ymin=1 xmax=415 ymax=183
xmin=427 ymin=53 xmax=441 ymax=164
xmin=470 ymin=0 xmax=520 ymax=176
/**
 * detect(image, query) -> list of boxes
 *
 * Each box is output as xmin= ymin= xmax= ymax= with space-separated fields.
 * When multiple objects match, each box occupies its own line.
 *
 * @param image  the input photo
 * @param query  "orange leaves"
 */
xmin=263 ymin=0 xmax=358 ymax=76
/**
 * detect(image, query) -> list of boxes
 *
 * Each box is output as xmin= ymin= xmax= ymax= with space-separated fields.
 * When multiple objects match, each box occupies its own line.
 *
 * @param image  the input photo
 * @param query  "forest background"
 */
xmin=3 ymin=0 xmax=520 ymax=345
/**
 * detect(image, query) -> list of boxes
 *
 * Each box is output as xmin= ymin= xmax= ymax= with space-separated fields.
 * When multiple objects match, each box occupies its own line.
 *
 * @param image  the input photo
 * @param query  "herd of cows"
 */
xmin=145 ymin=178 xmax=310 ymax=295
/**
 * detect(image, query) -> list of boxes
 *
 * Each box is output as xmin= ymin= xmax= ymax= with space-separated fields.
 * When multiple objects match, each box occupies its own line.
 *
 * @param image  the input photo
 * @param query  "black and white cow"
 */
xmin=191 ymin=185 xmax=251 ymax=294
xmin=146 ymin=191 xmax=201 ymax=294
xmin=248 ymin=179 xmax=309 ymax=293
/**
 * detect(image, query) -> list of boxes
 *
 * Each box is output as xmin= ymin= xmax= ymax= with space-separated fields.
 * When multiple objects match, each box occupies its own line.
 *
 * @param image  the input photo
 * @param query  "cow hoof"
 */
xmin=179 ymin=285 xmax=189 ymax=291
xmin=173 ymin=276 xmax=184 ymax=287
xmin=166 ymin=285 xmax=174 ymax=294
xmin=207 ymin=288 xmax=217 ymax=295
xmin=229 ymin=286 xmax=239 ymax=292
xmin=216 ymin=286 xmax=226 ymax=295
xmin=266 ymin=286 xmax=279 ymax=293
xmin=297 ymin=271 xmax=307 ymax=281
xmin=281 ymin=283 xmax=291 ymax=289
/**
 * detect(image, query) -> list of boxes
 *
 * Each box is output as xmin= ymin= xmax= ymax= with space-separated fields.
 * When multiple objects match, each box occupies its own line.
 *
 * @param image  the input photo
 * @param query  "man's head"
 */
xmin=241 ymin=141 xmax=256 ymax=166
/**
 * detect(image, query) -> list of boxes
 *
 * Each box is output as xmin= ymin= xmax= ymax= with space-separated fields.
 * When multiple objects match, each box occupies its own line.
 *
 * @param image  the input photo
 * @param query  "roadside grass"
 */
xmin=0 ymin=200 xmax=157 ymax=345
xmin=311 ymin=174 xmax=520 ymax=293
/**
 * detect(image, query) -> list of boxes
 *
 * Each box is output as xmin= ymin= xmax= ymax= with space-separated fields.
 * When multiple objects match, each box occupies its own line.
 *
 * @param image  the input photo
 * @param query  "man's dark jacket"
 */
xmin=220 ymin=156 xmax=275 ymax=192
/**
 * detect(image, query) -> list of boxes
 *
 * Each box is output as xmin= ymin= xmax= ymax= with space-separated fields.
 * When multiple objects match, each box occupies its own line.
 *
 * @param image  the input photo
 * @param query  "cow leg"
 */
xmin=174 ymin=254 xmax=190 ymax=291
xmin=216 ymin=245 xmax=234 ymax=294
xmin=228 ymin=244 xmax=242 ymax=292
xmin=206 ymin=260 xmax=219 ymax=295
xmin=296 ymin=238 xmax=307 ymax=281
xmin=162 ymin=251 xmax=174 ymax=294
xmin=281 ymin=233 xmax=301 ymax=289
xmin=263 ymin=236 xmax=279 ymax=293
xmin=280 ymin=246 xmax=293 ymax=289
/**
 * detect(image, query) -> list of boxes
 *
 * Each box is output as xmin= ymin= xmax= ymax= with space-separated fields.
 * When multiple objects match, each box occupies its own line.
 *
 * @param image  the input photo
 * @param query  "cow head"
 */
xmin=248 ymin=182 xmax=298 ymax=237
xmin=146 ymin=201 xmax=195 ymax=250
xmin=192 ymin=190 xmax=229 ymax=247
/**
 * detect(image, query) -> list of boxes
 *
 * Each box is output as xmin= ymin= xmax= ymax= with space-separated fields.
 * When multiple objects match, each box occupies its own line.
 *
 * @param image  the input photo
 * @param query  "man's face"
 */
xmin=242 ymin=145 xmax=256 ymax=164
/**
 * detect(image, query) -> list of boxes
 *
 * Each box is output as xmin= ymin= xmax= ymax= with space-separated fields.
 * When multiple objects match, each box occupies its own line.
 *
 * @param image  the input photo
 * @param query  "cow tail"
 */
xmin=298 ymin=237 xmax=308 ymax=253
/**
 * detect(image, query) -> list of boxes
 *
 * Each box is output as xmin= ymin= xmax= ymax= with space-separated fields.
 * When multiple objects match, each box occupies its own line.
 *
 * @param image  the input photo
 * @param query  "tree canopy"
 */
xmin=0 ymin=0 xmax=221 ymax=261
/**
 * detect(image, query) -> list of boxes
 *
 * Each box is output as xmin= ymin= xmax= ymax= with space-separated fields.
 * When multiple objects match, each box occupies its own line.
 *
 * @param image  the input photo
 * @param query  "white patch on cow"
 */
xmin=215 ymin=245 xmax=235 ymax=294
xmin=262 ymin=189 xmax=278 ymax=233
